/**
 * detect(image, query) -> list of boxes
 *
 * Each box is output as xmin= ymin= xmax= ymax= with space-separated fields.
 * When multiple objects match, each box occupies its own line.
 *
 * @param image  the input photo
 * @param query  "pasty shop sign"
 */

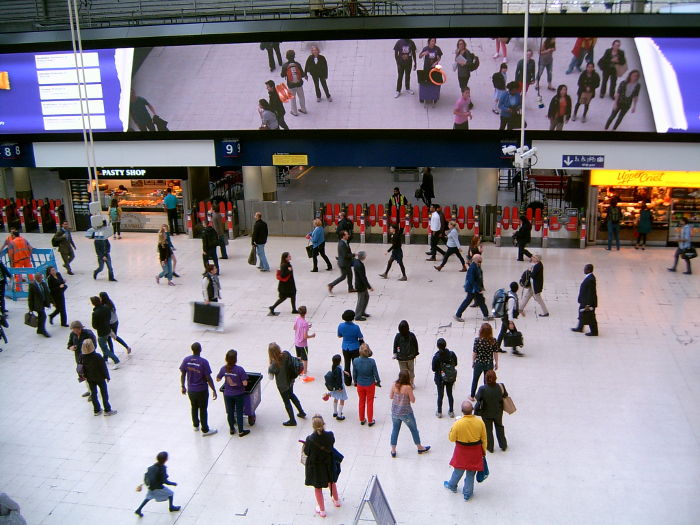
xmin=98 ymin=168 xmax=147 ymax=177
xmin=591 ymin=170 xmax=700 ymax=189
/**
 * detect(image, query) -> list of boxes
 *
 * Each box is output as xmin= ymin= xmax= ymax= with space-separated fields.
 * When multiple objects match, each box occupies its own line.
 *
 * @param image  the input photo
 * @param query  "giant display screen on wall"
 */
xmin=0 ymin=37 xmax=698 ymax=134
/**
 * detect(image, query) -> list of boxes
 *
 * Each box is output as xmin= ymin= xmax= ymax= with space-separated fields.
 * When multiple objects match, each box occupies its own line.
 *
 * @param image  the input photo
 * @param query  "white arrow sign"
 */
xmin=563 ymin=156 xmax=573 ymax=166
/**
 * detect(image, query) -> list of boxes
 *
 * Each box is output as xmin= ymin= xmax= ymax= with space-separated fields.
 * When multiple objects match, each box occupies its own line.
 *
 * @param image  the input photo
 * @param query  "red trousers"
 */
xmin=357 ymin=383 xmax=376 ymax=422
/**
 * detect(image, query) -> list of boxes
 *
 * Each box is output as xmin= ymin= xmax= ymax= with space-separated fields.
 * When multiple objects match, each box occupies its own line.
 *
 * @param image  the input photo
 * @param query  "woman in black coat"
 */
xmin=572 ymin=62 xmax=600 ymax=123
xmin=304 ymin=45 xmax=332 ymax=103
xmin=47 ymin=266 xmax=68 ymax=327
xmin=269 ymin=251 xmax=298 ymax=315
xmin=304 ymin=415 xmax=340 ymax=517
xmin=392 ymin=320 xmax=419 ymax=387
xmin=81 ymin=338 xmax=117 ymax=416
xmin=475 ymin=369 xmax=507 ymax=453
xmin=431 ymin=338 xmax=457 ymax=418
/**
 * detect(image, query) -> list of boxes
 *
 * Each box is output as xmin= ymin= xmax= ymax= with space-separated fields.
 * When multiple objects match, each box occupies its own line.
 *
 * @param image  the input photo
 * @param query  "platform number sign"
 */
xmin=1 ymin=143 xmax=21 ymax=160
xmin=215 ymin=138 xmax=242 ymax=166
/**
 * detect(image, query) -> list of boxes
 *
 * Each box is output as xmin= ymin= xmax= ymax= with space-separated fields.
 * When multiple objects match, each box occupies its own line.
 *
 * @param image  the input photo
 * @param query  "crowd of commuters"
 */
xmin=3 ymin=191 xmax=695 ymax=521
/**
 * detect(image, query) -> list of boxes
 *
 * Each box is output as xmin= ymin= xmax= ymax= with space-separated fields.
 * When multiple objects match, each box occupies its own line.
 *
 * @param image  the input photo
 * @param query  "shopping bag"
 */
xmin=248 ymin=246 xmax=257 ymax=265
xmin=305 ymin=244 xmax=314 ymax=259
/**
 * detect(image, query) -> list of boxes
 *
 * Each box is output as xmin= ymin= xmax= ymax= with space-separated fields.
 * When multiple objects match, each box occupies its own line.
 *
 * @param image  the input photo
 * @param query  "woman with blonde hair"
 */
xmin=307 ymin=218 xmax=332 ymax=272
xmin=159 ymin=224 xmax=179 ymax=277
xmin=303 ymin=415 xmax=341 ymax=517
xmin=352 ymin=343 xmax=381 ymax=426
xmin=155 ymin=231 xmax=175 ymax=285
xmin=389 ymin=370 xmax=430 ymax=457
xmin=268 ymin=342 xmax=306 ymax=426
xmin=471 ymin=322 xmax=499 ymax=400
xmin=81 ymin=338 xmax=117 ymax=416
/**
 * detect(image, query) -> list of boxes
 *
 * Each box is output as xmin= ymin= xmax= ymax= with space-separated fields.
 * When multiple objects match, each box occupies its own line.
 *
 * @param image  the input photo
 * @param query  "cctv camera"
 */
xmin=520 ymin=147 xmax=538 ymax=160
xmin=502 ymin=145 xmax=517 ymax=155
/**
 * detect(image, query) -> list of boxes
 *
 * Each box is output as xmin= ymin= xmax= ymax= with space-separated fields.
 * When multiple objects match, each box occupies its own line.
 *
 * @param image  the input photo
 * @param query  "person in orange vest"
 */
xmin=7 ymin=229 xmax=33 ymax=268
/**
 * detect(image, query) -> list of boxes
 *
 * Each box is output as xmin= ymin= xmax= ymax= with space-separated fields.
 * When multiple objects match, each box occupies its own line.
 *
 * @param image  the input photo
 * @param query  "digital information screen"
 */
xmin=0 ymin=37 xmax=698 ymax=135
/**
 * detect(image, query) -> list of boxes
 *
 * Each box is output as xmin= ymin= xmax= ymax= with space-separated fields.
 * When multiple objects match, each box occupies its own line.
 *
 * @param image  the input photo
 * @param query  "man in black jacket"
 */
xmin=265 ymin=80 xmax=289 ymax=130
xmin=519 ymin=254 xmax=550 ymax=317
xmin=514 ymin=215 xmax=533 ymax=261
xmin=68 ymin=320 xmax=97 ymax=398
xmin=572 ymin=263 xmax=598 ymax=336
xmin=201 ymin=221 xmax=220 ymax=274
xmin=90 ymin=296 xmax=121 ymax=368
xmin=352 ymin=251 xmax=373 ymax=321
xmin=54 ymin=221 xmax=76 ymax=275
xmin=252 ymin=212 xmax=270 ymax=272
xmin=337 ymin=211 xmax=354 ymax=245
xmin=328 ymin=230 xmax=355 ymax=295
xmin=28 ymin=273 xmax=51 ymax=337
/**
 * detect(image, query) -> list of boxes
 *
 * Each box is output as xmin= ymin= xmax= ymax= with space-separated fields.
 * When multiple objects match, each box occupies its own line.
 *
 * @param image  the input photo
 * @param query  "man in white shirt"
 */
xmin=425 ymin=204 xmax=446 ymax=261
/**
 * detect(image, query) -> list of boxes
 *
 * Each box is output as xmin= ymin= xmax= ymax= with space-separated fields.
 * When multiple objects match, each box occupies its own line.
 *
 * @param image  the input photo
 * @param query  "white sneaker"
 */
xmin=406 ymin=89 xmax=414 ymax=95
xmin=394 ymin=91 xmax=400 ymax=98
xmin=492 ymin=53 xmax=500 ymax=59
xmin=502 ymin=57 xmax=508 ymax=64
xmin=104 ymin=410 xmax=118 ymax=417
xmin=202 ymin=429 xmax=218 ymax=437
xmin=111 ymin=363 xmax=121 ymax=370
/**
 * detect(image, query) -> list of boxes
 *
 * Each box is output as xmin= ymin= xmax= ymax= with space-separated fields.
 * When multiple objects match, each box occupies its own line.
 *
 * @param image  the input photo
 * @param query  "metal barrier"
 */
xmin=0 ymin=248 xmax=57 ymax=301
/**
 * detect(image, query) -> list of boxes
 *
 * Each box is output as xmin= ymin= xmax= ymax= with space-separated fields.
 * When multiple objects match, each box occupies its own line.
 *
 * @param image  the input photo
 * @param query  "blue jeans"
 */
xmin=158 ymin=258 xmax=173 ymax=280
xmin=95 ymin=254 xmax=115 ymax=279
xmin=256 ymin=244 xmax=270 ymax=271
xmin=607 ymin=222 xmax=620 ymax=250
xmin=390 ymin=412 xmax=421 ymax=446
xmin=456 ymin=292 xmax=489 ymax=318
xmin=224 ymin=394 xmax=245 ymax=433
xmin=471 ymin=362 xmax=493 ymax=398
xmin=447 ymin=468 xmax=476 ymax=500
xmin=98 ymin=335 xmax=120 ymax=364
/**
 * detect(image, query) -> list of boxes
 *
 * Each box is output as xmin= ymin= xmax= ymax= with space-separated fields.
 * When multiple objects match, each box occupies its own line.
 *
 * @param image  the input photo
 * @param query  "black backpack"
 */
xmin=205 ymin=227 xmax=218 ymax=247
xmin=286 ymin=352 xmax=304 ymax=380
xmin=441 ymin=358 xmax=457 ymax=384
xmin=519 ymin=269 xmax=532 ymax=288
xmin=51 ymin=233 xmax=62 ymax=247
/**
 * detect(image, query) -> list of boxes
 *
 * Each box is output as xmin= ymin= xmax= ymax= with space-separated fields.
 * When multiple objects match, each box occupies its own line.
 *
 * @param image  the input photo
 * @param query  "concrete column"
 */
xmin=475 ymin=168 xmax=498 ymax=206
xmin=0 ymin=168 xmax=9 ymax=198
xmin=186 ymin=167 xmax=210 ymax=203
xmin=12 ymin=167 xmax=32 ymax=200
xmin=242 ymin=166 xmax=263 ymax=201
xmin=261 ymin=166 xmax=277 ymax=201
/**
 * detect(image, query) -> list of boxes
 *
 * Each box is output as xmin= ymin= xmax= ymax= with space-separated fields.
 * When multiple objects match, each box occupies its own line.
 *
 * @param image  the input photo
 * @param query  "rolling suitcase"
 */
xmin=193 ymin=301 xmax=222 ymax=327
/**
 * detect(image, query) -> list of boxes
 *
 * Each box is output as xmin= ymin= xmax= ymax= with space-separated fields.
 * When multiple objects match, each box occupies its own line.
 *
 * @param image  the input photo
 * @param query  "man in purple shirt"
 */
xmin=179 ymin=342 xmax=218 ymax=436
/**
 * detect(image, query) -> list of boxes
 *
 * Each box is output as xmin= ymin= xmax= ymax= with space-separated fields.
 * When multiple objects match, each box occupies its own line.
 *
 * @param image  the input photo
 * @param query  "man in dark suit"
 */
xmin=328 ymin=230 xmax=355 ymax=295
xmin=572 ymin=263 xmax=598 ymax=336
xmin=454 ymin=254 xmax=493 ymax=322
xmin=337 ymin=211 xmax=354 ymax=245
xmin=352 ymin=251 xmax=373 ymax=321
xmin=28 ymin=272 xmax=51 ymax=337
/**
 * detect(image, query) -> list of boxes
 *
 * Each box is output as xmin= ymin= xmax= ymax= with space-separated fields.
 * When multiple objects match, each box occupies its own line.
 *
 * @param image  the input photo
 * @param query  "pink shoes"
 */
xmin=315 ymin=506 xmax=327 ymax=518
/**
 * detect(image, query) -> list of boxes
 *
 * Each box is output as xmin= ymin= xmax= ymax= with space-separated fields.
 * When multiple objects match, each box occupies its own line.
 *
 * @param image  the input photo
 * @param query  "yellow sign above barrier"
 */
xmin=272 ymin=154 xmax=308 ymax=166
xmin=590 ymin=170 xmax=700 ymax=188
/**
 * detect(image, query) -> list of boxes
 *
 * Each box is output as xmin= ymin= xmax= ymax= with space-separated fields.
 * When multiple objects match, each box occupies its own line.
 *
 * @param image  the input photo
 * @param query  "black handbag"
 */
xmin=504 ymin=331 xmax=524 ymax=347
xmin=24 ymin=311 xmax=39 ymax=328
xmin=305 ymin=243 xmax=314 ymax=259
xmin=682 ymin=247 xmax=697 ymax=259
xmin=248 ymin=246 xmax=257 ymax=266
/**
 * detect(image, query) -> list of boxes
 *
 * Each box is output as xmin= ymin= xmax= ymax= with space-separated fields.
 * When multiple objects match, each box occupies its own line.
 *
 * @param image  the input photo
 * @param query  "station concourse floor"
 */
xmin=0 ymin=231 xmax=698 ymax=525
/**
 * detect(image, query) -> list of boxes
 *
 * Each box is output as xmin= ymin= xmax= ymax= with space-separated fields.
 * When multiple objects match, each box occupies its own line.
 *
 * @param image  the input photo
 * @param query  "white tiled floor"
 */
xmin=1 ymin=232 xmax=698 ymax=524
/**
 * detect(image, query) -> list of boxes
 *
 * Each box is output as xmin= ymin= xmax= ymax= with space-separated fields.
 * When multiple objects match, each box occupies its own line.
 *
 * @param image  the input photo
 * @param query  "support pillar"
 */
xmin=12 ymin=167 xmax=32 ymax=201
xmin=475 ymin=168 xmax=498 ymax=206
xmin=242 ymin=166 xmax=263 ymax=202
xmin=261 ymin=166 xmax=277 ymax=201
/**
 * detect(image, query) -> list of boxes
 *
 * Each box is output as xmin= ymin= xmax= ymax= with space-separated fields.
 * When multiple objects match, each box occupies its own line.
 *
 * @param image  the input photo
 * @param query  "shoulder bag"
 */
xmin=305 ymin=242 xmax=314 ymax=259
xmin=499 ymin=383 xmax=517 ymax=415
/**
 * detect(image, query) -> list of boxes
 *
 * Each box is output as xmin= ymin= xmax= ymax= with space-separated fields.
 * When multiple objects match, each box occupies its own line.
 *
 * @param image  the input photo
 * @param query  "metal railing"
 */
xmin=0 ymin=0 xmax=698 ymax=32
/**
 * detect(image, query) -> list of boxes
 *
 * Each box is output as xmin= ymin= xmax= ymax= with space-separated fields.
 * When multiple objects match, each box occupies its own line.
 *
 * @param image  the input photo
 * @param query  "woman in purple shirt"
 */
xmin=216 ymin=349 xmax=250 ymax=437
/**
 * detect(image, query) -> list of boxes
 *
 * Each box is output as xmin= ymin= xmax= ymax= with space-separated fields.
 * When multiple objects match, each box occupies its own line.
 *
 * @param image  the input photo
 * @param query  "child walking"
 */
xmin=294 ymin=306 xmax=316 ymax=382
xmin=324 ymin=354 xmax=348 ymax=421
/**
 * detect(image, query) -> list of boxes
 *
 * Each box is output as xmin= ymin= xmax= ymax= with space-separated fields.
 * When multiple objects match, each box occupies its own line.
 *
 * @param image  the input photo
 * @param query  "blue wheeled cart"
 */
xmin=244 ymin=372 xmax=263 ymax=425
xmin=418 ymin=69 xmax=442 ymax=104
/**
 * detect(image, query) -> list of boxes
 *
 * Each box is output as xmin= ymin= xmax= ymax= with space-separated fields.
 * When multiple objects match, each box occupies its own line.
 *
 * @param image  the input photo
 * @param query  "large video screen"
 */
xmin=0 ymin=37 xmax=698 ymax=134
